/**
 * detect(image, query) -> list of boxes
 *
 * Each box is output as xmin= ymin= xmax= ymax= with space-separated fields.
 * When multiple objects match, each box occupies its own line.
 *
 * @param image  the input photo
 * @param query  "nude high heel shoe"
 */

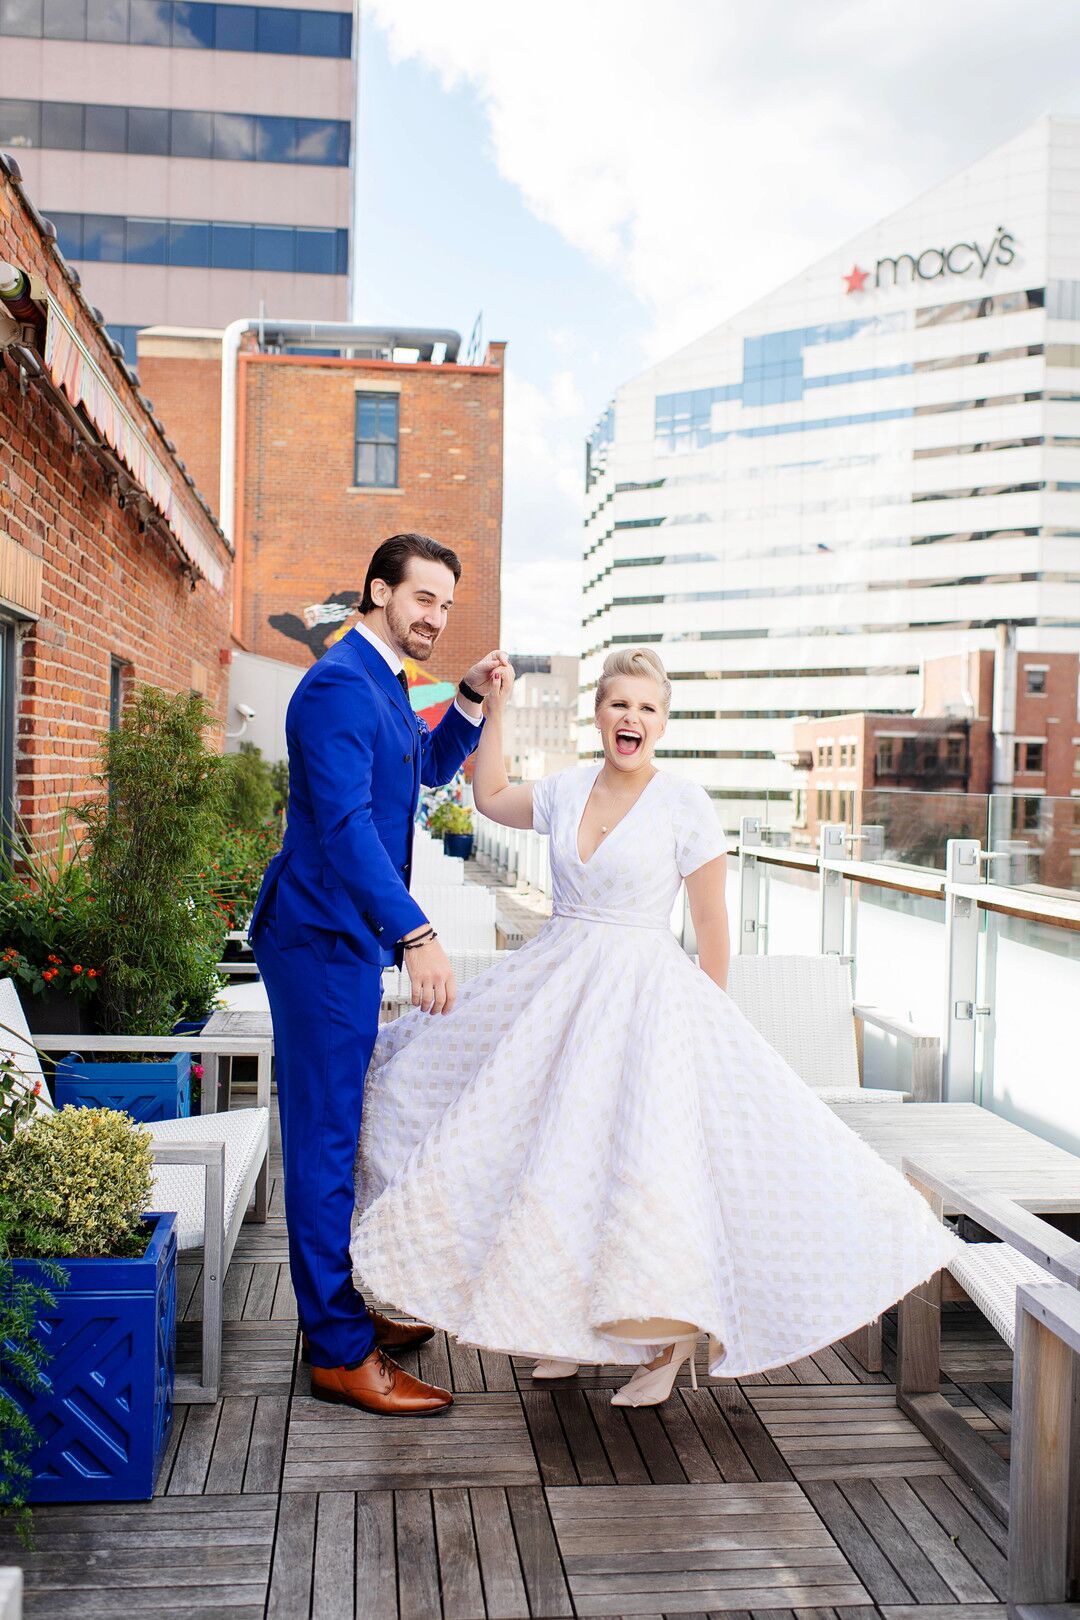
xmin=610 ymin=1335 xmax=699 ymax=1407
xmin=531 ymin=1359 xmax=581 ymax=1379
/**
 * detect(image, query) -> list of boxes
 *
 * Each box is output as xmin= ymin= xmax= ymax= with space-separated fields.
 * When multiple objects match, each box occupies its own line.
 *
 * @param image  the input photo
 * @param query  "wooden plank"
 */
xmin=205 ymin=1397 xmax=255 ymax=1495
xmin=447 ymin=1338 xmax=485 ymax=1394
xmin=521 ymin=1389 xmax=576 ymax=1486
xmin=266 ymin=1489 xmax=316 ymax=1617
xmin=552 ymin=1388 xmax=615 ymax=1485
xmin=354 ymin=1492 xmax=397 ymax=1620
xmin=432 ymin=1488 xmax=485 ymax=1620
xmin=623 ymin=1404 xmax=686 ymax=1483
xmin=470 ymin=1487 xmax=529 ymax=1619
xmin=802 ymin=1480 xmax=912 ymax=1605
xmin=395 ymin=1490 xmax=440 ymax=1620
xmin=583 ymin=1390 xmax=652 ymax=1485
xmin=837 ymin=1477 xmax=953 ymax=1602
xmin=873 ymin=1475 xmax=995 ymax=1601
xmin=479 ymin=1348 xmax=516 ymax=1391
xmin=680 ymin=1389 xmax=758 ymax=1484
xmin=166 ymin=1401 xmax=221 ymax=1495
xmin=311 ymin=1493 xmax=355 ymax=1620
xmin=244 ymin=1396 xmax=289 ymax=1493
xmin=506 ymin=1484 xmax=573 ymax=1617
xmin=656 ymin=1392 xmax=723 ymax=1483
xmin=1008 ymin=1300 xmax=1075 ymax=1607
xmin=897 ymin=1389 xmax=1009 ymax=1520
xmin=713 ymin=1386 xmax=794 ymax=1482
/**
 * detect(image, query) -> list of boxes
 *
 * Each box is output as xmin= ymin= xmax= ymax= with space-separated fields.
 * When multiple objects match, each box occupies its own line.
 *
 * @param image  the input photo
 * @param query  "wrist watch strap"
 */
xmin=458 ymin=678 xmax=484 ymax=705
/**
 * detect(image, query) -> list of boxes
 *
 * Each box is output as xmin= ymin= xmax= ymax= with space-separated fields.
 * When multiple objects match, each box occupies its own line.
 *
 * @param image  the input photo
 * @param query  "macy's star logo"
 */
xmin=843 ymin=264 xmax=870 ymax=294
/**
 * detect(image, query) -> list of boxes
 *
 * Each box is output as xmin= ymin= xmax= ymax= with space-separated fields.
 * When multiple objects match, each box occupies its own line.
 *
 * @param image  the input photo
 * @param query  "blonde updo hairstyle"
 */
xmin=594 ymin=647 xmax=672 ymax=713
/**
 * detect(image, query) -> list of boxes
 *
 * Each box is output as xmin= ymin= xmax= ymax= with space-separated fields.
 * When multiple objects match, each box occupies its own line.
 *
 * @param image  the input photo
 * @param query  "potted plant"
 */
xmin=0 ymin=814 xmax=100 ymax=1037
xmin=428 ymin=801 xmax=475 ymax=860
xmin=0 ymin=1104 xmax=176 ymax=1505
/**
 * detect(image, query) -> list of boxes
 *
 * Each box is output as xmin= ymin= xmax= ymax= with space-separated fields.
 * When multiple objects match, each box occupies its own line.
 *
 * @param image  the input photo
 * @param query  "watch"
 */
xmin=458 ymin=678 xmax=484 ymax=705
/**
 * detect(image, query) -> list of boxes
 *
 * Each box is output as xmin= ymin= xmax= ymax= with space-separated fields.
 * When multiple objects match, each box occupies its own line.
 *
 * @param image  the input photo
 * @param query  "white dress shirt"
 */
xmin=352 ymin=622 xmax=482 ymax=725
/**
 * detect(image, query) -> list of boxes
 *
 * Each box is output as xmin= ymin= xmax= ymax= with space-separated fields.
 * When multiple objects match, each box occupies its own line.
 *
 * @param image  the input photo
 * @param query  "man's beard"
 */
xmin=385 ymin=599 xmax=439 ymax=662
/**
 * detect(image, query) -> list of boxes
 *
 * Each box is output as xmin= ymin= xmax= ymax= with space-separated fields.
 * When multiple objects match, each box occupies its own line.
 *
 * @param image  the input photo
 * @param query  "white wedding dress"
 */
xmin=351 ymin=764 xmax=956 ymax=1377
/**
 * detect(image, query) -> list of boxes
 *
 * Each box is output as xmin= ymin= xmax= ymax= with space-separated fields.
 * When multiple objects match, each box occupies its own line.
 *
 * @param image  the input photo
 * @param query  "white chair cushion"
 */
xmin=948 ymin=1241 xmax=1051 ymax=1347
xmin=812 ymin=1084 xmax=900 ymax=1103
xmin=0 ymin=976 xmax=52 ymax=1112
xmin=148 ymin=1108 xmax=269 ymax=1250
xmin=727 ymin=955 xmax=862 ymax=1091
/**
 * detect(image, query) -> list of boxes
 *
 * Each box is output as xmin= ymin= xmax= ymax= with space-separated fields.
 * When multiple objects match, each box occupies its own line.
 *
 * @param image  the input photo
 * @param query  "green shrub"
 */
xmin=0 ymin=811 xmax=101 ymax=1010
xmin=81 ymin=686 xmax=226 ymax=1034
xmin=0 ymin=1107 xmax=153 ymax=1260
xmin=220 ymin=743 xmax=276 ymax=833
xmin=428 ymin=802 xmax=473 ymax=837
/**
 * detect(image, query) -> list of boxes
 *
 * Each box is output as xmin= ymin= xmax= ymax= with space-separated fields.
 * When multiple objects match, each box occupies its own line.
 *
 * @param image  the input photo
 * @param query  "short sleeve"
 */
xmin=673 ymin=782 xmax=728 ymax=878
xmin=532 ymin=772 xmax=557 ymax=835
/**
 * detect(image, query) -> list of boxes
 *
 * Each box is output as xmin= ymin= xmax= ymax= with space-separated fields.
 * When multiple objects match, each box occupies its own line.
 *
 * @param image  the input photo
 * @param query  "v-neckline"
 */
xmin=574 ymin=765 xmax=661 ymax=867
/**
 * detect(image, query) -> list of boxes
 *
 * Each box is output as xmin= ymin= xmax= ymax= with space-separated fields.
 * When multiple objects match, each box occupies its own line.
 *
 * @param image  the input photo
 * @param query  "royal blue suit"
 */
xmin=250 ymin=627 xmax=482 ymax=1368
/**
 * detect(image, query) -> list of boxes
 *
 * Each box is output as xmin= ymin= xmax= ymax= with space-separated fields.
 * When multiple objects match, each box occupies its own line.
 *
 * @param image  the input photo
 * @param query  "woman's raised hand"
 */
xmin=485 ymin=662 xmax=515 ymax=714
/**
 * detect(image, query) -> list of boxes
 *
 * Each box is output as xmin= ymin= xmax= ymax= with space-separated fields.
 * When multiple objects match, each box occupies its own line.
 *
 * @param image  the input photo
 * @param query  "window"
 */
xmin=0 ymin=97 xmax=40 ymax=147
xmin=354 ymin=393 xmax=399 ymax=487
xmin=41 ymin=99 xmax=83 ymax=148
xmin=0 ymin=0 xmax=352 ymax=51
xmin=1014 ymin=796 xmax=1041 ymax=833
xmin=0 ymin=0 xmax=43 ymax=35
xmin=837 ymin=789 xmax=852 ymax=825
xmin=1071 ymin=854 xmax=1080 ymax=890
xmin=876 ymin=737 xmax=895 ymax=773
xmin=1075 ymin=743 xmax=1080 ymax=776
xmin=1017 ymin=740 xmax=1045 ymax=773
xmin=1072 ymin=798 xmax=1080 ymax=829
xmin=87 ymin=0 xmax=129 ymax=37
xmin=1026 ymin=666 xmax=1048 ymax=695
xmin=84 ymin=101 xmax=127 ymax=151
xmin=41 ymin=211 xmax=351 ymax=273
xmin=128 ymin=104 xmax=169 ymax=155
xmin=946 ymin=736 xmax=965 ymax=772
xmin=815 ymin=788 xmax=830 ymax=822
xmin=109 ymin=657 xmax=127 ymax=730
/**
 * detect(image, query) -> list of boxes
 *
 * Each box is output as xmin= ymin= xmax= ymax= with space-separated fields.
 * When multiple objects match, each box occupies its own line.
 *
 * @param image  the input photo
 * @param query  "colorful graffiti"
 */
xmin=268 ymin=596 xmax=458 ymax=727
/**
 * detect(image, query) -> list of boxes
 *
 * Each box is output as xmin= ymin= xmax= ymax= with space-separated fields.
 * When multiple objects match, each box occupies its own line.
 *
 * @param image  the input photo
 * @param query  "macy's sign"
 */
xmin=843 ymin=226 xmax=1016 ymax=294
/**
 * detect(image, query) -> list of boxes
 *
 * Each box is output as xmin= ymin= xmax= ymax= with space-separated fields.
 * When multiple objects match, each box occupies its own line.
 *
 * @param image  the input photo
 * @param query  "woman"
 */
xmin=351 ymin=648 xmax=955 ymax=1406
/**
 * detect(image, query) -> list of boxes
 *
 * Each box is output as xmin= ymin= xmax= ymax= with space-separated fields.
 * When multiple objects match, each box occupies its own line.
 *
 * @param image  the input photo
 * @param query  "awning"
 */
xmin=44 ymin=301 xmax=226 ymax=592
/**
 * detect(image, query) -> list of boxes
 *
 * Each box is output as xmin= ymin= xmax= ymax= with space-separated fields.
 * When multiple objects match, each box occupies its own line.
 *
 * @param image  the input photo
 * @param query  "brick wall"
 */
xmin=0 ymin=164 xmax=234 ymax=856
xmin=137 ymin=333 xmax=224 ymax=516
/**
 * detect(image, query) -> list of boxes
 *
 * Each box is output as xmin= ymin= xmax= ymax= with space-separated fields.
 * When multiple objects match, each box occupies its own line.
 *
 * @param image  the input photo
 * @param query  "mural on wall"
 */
xmin=268 ymin=595 xmax=458 ymax=727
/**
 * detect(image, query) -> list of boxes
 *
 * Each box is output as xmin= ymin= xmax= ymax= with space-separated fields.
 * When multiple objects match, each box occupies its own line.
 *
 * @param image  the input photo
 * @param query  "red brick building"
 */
xmin=140 ymin=329 xmax=505 ymax=695
xmin=786 ymin=646 xmax=1080 ymax=886
xmin=0 ymin=156 xmax=233 ymax=855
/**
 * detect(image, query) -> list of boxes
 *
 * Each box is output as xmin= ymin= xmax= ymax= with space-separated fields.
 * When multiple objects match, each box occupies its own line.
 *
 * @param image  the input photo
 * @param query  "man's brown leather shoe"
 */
xmin=310 ymin=1348 xmax=452 ymax=1415
xmin=300 ymin=1310 xmax=435 ymax=1363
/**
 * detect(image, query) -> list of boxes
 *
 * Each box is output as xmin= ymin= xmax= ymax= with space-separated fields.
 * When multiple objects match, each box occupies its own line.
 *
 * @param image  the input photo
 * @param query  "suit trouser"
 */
xmin=252 ymin=916 xmax=382 ymax=1369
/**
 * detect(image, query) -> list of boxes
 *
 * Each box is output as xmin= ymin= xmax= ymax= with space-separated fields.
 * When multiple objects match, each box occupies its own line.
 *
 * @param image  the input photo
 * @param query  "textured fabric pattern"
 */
xmin=150 ymin=1109 xmax=269 ymax=1251
xmin=727 ymin=955 xmax=862 ymax=1091
xmin=352 ymin=767 xmax=958 ymax=1377
xmin=949 ymin=1241 xmax=1051 ymax=1347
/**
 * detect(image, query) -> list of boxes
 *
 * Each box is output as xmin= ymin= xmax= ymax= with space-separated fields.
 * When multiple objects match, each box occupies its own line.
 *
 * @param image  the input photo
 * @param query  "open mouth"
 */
xmin=412 ymin=628 xmax=436 ymax=644
xmin=614 ymin=729 xmax=643 ymax=757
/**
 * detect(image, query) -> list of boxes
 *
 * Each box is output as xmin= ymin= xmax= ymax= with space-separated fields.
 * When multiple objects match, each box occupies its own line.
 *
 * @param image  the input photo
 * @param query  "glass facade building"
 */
xmin=580 ymin=116 xmax=1080 ymax=830
xmin=0 ymin=0 xmax=355 ymax=352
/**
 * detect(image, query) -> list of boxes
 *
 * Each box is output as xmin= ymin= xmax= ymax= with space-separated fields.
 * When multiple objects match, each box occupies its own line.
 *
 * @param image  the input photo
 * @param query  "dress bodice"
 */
xmin=531 ymin=765 xmax=727 ymax=929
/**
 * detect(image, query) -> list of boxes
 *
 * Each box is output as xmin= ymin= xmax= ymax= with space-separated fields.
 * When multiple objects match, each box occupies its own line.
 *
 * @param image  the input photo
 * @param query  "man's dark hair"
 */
xmin=360 ymin=533 xmax=462 ymax=614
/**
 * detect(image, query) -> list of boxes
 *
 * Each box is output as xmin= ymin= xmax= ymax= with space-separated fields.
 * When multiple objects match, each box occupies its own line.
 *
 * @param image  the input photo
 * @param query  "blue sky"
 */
xmin=355 ymin=0 xmax=1080 ymax=655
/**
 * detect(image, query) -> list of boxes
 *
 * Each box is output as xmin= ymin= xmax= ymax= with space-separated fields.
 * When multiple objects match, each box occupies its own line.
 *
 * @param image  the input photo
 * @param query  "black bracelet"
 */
xmin=458 ymin=678 xmax=484 ymax=705
xmin=402 ymin=928 xmax=438 ymax=950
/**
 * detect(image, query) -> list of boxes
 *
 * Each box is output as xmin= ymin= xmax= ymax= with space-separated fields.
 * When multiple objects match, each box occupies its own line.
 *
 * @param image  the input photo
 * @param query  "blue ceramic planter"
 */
xmin=54 ymin=1051 xmax=191 ymax=1121
xmin=443 ymin=832 xmax=474 ymax=860
xmin=4 ymin=1212 xmax=177 ymax=1502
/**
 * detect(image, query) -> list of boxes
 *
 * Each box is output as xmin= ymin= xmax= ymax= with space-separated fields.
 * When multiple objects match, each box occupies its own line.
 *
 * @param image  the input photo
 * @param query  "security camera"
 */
xmin=236 ymin=703 xmax=256 ymax=722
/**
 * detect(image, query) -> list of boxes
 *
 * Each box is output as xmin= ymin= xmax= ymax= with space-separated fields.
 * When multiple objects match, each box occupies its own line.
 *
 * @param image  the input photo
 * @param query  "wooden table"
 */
xmin=827 ymin=1101 xmax=1080 ymax=1370
xmin=201 ymin=1008 xmax=274 ymax=1115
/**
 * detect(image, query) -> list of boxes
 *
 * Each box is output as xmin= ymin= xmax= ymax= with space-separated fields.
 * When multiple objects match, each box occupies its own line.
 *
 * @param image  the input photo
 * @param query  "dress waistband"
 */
xmin=552 ymin=907 xmax=671 ymax=931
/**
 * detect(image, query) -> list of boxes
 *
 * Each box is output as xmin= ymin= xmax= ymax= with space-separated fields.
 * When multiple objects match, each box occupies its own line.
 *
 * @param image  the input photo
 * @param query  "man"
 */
xmin=251 ymin=532 xmax=508 ymax=1415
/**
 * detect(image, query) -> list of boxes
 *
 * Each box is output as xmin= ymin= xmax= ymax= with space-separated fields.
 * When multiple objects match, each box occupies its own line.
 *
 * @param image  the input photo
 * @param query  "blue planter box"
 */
xmin=443 ymin=832 xmax=474 ymax=860
xmin=3 ymin=1212 xmax=177 ymax=1502
xmin=54 ymin=1051 xmax=191 ymax=1122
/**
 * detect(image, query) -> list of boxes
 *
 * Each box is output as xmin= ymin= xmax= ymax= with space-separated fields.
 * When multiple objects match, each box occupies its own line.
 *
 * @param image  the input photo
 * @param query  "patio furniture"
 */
xmin=1007 ymin=1280 xmax=1080 ymax=1616
xmin=381 ymin=949 xmax=511 ymax=1020
xmin=726 ymin=953 xmax=941 ymax=1103
xmin=896 ymin=1155 xmax=1080 ymax=1524
xmin=410 ymin=882 xmax=498 ymax=951
xmin=0 ymin=978 xmax=271 ymax=1403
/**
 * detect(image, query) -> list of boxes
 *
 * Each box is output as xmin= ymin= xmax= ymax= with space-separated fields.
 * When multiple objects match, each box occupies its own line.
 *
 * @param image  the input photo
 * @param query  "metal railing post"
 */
xmin=943 ymin=838 xmax=981 ymax=1103
xmin=738 ymin=815 xmax=761 ymax=955
xmin=819 ymin=823 xmax=847 ymax=955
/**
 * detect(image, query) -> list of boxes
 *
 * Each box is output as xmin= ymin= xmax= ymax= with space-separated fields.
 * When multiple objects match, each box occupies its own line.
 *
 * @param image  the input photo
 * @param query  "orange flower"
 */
xmin=72 ymin=964 xmax=82 ymax=973
xmin=47 ymin=954 xmax=60 ymax=964
xmin=87 ymin=968 xmax=98 ymax=978
xmin=42 ymin=969 xmax=55 ymax=981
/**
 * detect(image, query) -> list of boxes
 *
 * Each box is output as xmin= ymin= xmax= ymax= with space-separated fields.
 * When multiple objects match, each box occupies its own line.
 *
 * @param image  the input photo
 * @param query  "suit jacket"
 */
xmin=250 ymin=627 xmax=483 ymax=966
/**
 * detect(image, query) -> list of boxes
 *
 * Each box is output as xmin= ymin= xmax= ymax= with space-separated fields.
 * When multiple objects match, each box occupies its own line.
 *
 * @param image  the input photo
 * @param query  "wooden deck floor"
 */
xmin=2 ymin=1104 xmax=1015 ymax=1620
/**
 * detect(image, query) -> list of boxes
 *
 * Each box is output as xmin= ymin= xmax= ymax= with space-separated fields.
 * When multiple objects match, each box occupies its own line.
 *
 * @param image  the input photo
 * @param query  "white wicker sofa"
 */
xmin=0 ymin=977 xmax=271 ymax=1403
xmin=727 ymin=953 xmax=941 ymax=1103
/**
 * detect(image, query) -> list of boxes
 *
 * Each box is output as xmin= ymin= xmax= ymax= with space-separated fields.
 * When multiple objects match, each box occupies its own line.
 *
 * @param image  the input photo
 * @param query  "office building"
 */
xmin=581 ymin=115 xmax=1080 ymax=832
xmin=0 ymin=0 xmax=355 ymax=356
xmin=503 ymin=654 xmax=579 ymax=780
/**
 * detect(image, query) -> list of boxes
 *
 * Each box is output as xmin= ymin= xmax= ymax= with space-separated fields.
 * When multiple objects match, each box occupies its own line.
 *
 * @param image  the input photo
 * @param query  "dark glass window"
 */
xmin=213 ymin=1 xmax=254 ymax=48
xmin=0 ymin=98 xmax=40 ymax=148
xmin=298 ymin=6 xmax=347 ymax=53
xmin=354 ymin=393 xmax=399 ymax=487
xmin=127 ymin=104 xmax=169 ymax=153
xmin=128 ymin=0 xmax=170 ymax=39
xmin=296 ymin=227 xmax=336 ymax=274
xmin=295 ymin=117 xmax=339 ymax=164
xmin=0 ymin=0 xmax=43 ymax=34
xmin=81 ymin=212 xmax=125 ymax=259
xmin=255 ymin=2 xmax=296 ymax=50
xmin=109 ymin=658 xmax=126 ymax=730
xmin=86 ymin=0 xmax=126 ymax=37
xmin=84 ymin=101 xmax=127 ymax=151
xmin=211 ymin=221 xmax=252 ymax=268
xmin=253 ymin=225 xmax=293 ymax=271
xmin=126 ymin=216 xmax=166 ymax=263
xmin=41 ymin=99 xmax=83 ymax=147
xmin=171 ymin=107 xmax=213 ymax=158
xmin=50 ymin=211 xmax=82 ymax=256
xmin=168 ymin=218 xmax=209 ymax=264
xmin=170 ymin=0 xmax=212 ymax=43
xmin=1026 ymin=666 xmax=1048 ymax=695
xmin=255 ymin=115 xmax=295 ymax=163
xmin=212 ymin=109 xmax=254 ymax=160
xmin=43 ymin=0 xmax=84 ymax=34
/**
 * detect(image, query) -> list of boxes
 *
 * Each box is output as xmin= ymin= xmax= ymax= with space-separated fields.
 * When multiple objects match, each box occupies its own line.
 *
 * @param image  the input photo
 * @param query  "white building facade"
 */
xmin=581 ymin=115 xmax=1080 ymax=832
